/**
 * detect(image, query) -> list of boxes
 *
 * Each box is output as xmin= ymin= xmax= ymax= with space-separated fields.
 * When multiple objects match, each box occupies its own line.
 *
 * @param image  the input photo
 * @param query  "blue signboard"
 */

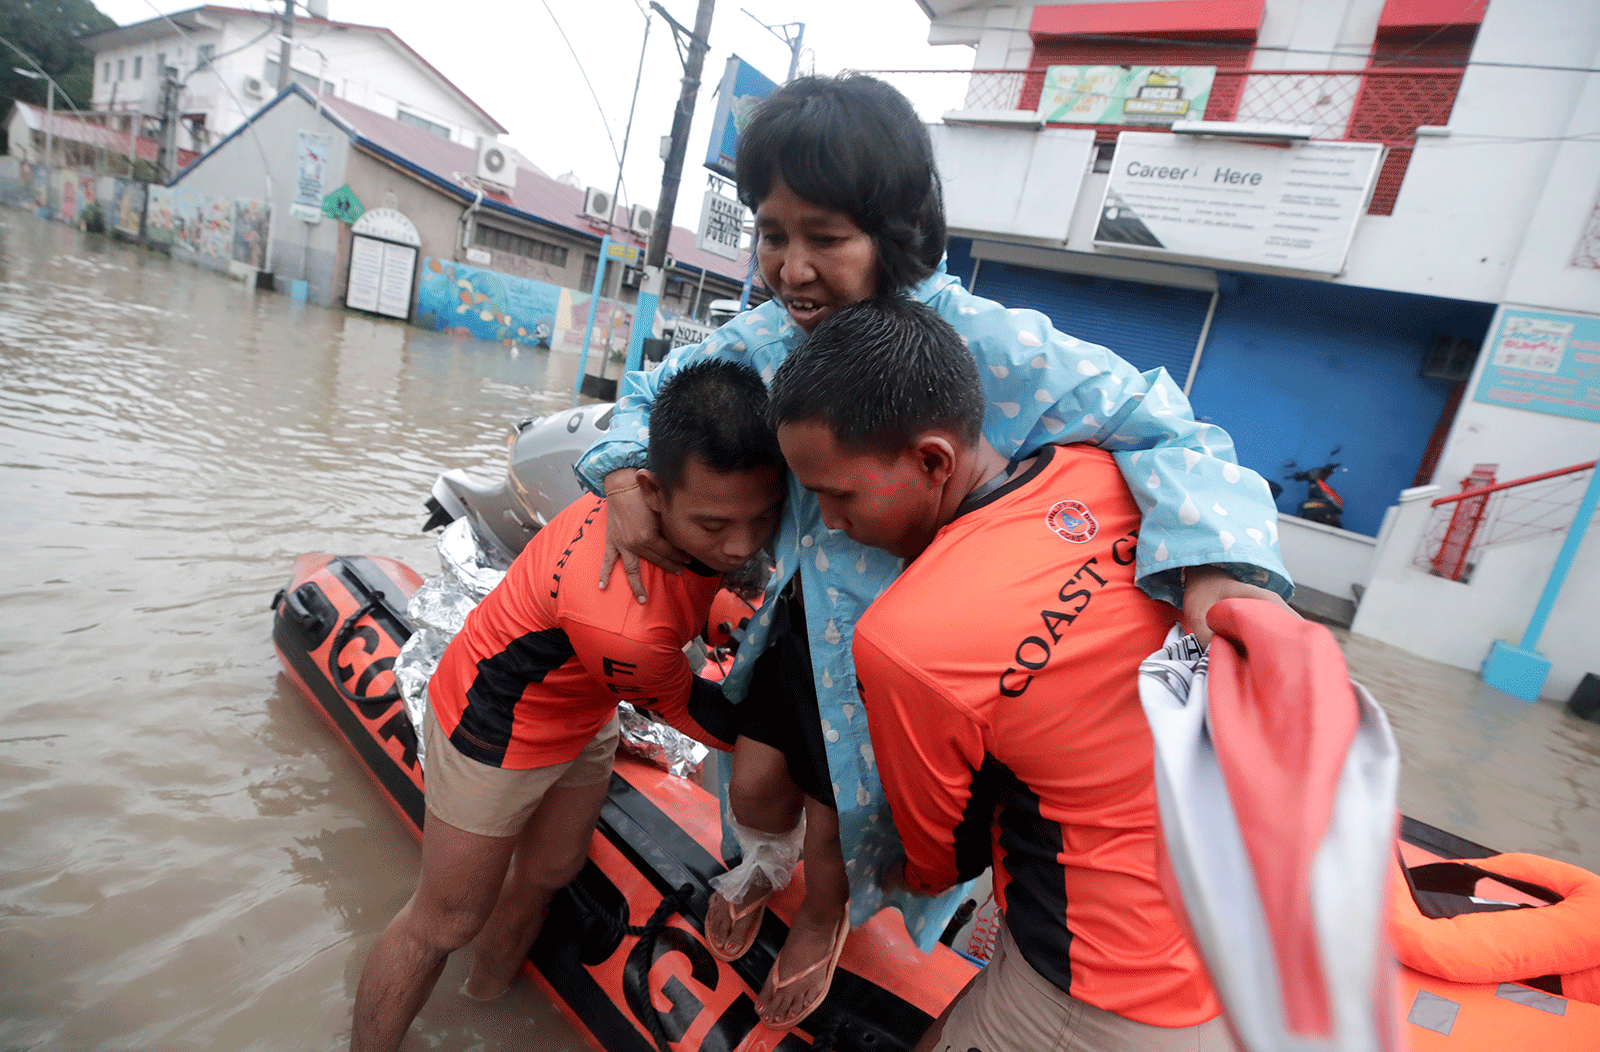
xmin=1474 ymin=308 xmax=1600 ymax=424
xmin=703 ymin=55 xmax=779 ymax=180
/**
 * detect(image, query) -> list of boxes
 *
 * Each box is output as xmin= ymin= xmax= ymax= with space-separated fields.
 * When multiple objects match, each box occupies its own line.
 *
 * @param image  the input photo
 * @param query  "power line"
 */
xmin=537 ymin=0 xmax=626 ymax=174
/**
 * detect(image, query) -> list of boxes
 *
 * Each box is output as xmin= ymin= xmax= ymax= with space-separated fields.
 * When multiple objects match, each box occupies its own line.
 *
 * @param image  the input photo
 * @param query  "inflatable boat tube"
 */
xmin=270 ymin=552 xmax=977 ymax=1052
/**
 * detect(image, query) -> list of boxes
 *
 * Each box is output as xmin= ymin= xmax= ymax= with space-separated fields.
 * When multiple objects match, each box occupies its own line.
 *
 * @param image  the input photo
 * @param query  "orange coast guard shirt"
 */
xmin=430 ymin=494 xmax=738 ymax=770
xmin=853 ymin=445 xmax=1219 ymax=1027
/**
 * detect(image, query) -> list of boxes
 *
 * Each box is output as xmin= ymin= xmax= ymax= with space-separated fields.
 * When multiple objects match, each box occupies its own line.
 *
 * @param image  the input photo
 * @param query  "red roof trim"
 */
xmin=198 ymin=6 xmax=507 ymax=133
xmin=1378 ymin=0 xmax=1487 ymax=29
xmin=1030 ymin=0 xmax=1263 ymax=40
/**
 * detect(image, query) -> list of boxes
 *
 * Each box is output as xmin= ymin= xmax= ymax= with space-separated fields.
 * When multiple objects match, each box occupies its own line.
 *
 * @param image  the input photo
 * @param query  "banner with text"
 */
xmin=1474 ymin=308 xmax=1600 ymax=424
xmin=1094 ymin=132 xmax=1383 ymax=274
xmin=1039 ymin=66 xmax=1215 ymax=126
xmin=704 ymin=56 xmax=779 ymax=180
xmin=697 ymin=190 xmax=745 ymax=261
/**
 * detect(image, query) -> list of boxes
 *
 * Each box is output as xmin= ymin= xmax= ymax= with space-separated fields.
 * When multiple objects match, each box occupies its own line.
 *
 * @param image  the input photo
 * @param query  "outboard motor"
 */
xmin=423 ymin=403 xmax=615 ymax=562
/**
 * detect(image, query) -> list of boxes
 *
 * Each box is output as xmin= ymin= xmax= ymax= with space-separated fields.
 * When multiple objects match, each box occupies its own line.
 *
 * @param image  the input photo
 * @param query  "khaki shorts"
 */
xmin=423 ymin=706 xmax=618 ymax=838
xmin=930 ymin=916 xmax=1237 ymax=1052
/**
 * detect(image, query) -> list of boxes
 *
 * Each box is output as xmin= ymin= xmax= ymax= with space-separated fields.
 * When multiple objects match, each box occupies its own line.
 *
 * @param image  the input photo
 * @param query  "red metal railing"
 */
xmin=1416 ymin=459 xmax=1599 ymax=582
xmin=863 ymin=66 xmax=1465 ymax=215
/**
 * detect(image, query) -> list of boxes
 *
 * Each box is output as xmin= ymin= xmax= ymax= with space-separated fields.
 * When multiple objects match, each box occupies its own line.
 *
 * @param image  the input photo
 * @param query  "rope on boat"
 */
xmin=568 ymin=878 xmax=698 ymax=1052
xmin=328 ymin=598 xmax=401 ymax=707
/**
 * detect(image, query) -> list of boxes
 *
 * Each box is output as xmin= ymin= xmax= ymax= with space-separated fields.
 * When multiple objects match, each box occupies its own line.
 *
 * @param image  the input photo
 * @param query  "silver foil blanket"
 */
xmin=391 ymin=517 xmax=707 ymax=779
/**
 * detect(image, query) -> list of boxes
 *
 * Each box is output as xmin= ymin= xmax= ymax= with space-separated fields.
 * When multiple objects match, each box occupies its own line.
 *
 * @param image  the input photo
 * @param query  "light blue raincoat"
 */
xmin=576 ymin=266 xmax=1293 ymax=950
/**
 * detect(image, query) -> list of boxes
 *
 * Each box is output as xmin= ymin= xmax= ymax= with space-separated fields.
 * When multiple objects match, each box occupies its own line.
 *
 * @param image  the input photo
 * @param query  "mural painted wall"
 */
xmin=146 ymin=186 xmax=270 ymax=267
xmin=416 ymin=257 xmax=642 ymax=355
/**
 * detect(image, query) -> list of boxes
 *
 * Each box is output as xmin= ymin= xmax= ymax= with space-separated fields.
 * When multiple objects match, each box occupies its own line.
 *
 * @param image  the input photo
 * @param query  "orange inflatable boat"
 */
xmin=270 ymin=552 xmax=975 ymax=1052
xmin=271 ymin=551 xmax=1600 ymax=1052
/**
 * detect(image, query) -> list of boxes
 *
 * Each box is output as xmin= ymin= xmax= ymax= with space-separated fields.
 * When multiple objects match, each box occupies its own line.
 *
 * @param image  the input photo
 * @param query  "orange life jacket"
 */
xmin=1390 ymin=852 xmax=1600 ymax=1004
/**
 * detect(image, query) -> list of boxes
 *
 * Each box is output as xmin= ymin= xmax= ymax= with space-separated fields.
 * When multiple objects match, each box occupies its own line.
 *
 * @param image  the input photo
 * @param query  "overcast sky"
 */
xmin=95 ymin=0 xmax=976 ymax=229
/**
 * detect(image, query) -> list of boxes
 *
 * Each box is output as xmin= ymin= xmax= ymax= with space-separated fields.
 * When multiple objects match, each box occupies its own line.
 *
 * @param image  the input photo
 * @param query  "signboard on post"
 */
xmin=605 ymin=241 xmax=641 ymax=265
xmin=1094 ymin=132 xmax=1383 ymax=275
xmin=1038 ymin=66 xmax=1215 ymax=126
xmin=293 ymin=131 xmax=332 ymax=223
xmin=697 ymin=190 xmax=745 ymax=260
xmin=703 ymin=55 xmax=779 ymax=180
xmin=1474 ymin=309 xmax=1600 ymax=423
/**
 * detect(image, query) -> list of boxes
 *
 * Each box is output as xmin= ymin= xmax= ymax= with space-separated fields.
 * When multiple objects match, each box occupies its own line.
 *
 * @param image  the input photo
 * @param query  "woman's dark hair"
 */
xmin=648 ymin=359 xmax=782 ymax=490
xmin=736 ymin=74 xmax=946 ymax=293
xmin=768 ymin=297 xmax=983 ymax=456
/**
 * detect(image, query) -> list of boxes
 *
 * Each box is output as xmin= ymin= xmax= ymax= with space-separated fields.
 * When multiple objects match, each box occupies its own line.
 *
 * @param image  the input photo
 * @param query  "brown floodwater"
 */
xmin=0 ymin=211 xmax=586 ymax=1051
xmin=0 ymin=209 xmax=1595 ymax=1052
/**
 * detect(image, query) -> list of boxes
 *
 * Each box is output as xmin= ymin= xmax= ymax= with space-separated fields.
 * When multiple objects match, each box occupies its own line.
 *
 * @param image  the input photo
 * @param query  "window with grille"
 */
xmin=396 ymin=109 xmax=451 ymax=138
xmin=195 ymin=45 xmax=213 ymax=72
xmin=267 ymin=60 xmax=337 ymax=96
xmin=582 ymin=254 xmax=598 ymax=288
xmin=1422 ymin=336 xmax=1479 ymax=382
xmin=474 ymin=225 xmax=569 ymax=268
xmin=133 ymin=56 xmax=142 ymax=79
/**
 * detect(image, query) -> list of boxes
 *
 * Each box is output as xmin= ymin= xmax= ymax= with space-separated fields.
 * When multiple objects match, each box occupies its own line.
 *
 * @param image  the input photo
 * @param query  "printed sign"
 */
xmin=1094 ymin=132 xmax=1383 ymax=274
xmin=323 ymin=184 xmax=362 ymax=224
xmin=293 ymin=130 xmax=332 ymax=223
xmin=1039 ymin=66 xmax=1215 ymax=126
xmin=352 ymin=206 xmax=420 ymax=246
xmin=697 ymin=190 xmax=744 ymax=261
xmin=1474 ymin=309 xmax=1600 ymax=423
xmin=671 ymin=318 xmax=717 ymax=349
xmin=704 ymin=55 xmax=779 ymax=180
xmin=605 ymin=241 xmax=640 ymax=264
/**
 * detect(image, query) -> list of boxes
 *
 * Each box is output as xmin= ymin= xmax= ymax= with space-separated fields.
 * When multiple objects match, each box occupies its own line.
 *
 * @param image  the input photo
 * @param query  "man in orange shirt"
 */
xmin=351 ymin=360 xmax=785 ymax=1052
xmin=771 ymin=299 xmax=1275 ymax=1052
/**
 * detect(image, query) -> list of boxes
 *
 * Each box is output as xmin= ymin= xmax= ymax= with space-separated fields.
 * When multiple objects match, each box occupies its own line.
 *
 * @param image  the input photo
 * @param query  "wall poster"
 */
xmin=1038 ymin=66 xmax=1215 ymax=126
xmin=1474 ymin=308 xmax=1600 ymax=423
xmin=293 ymin=130 xmax=332 ymax=223
xmin=1094 ymin=131 xmax=1383 ymax=274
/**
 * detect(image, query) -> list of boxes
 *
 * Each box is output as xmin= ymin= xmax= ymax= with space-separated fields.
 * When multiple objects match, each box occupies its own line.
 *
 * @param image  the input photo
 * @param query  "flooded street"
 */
xmin=0 ymin=209 xmax=1595 ymax=1051
xmin=0 ymin=211 xmax=584 ymax=1051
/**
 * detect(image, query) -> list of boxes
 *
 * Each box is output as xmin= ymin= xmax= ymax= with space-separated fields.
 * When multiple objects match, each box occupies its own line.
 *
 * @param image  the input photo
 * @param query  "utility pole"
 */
xmin=277 ymin=0 xmax=295 ymax=90
xmin=155 ymin=65 xmax=181 ymax=183
xmin=625 ymin=0 xmax=715 ymax=375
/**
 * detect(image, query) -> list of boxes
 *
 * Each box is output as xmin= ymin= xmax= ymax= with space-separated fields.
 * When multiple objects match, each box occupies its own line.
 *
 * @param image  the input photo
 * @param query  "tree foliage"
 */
xmin=1 ymin=0 xmax=117 ymax=115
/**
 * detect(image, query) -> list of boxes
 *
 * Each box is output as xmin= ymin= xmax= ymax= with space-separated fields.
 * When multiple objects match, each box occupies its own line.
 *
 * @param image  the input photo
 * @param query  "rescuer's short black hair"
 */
xmin=768 ymin=297 xmax=983 ymax=455
xmin=736 ymin=74 xmax=946 ymax=294
xmin=648 ymin=359 xmax=782 ymax=489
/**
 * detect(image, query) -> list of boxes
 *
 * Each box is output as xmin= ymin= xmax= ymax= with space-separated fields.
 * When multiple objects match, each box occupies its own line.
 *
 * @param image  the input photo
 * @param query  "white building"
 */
xmin=78 ymin=4 xmax=505 ymax=155
xmin=903 ymin=0 xmax=1600 ymax=700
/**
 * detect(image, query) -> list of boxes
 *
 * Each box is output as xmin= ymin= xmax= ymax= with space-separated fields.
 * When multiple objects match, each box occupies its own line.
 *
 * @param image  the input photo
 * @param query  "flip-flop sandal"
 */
xmin=707 ymin=888 xmax=772 ymax=963
xmin=757 ymin=910 xmax=850 ymax=1031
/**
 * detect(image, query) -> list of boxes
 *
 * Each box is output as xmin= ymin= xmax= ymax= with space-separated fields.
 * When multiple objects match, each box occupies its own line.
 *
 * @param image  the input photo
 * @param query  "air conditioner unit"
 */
xmin=242 ymin=74 xmax=264 ymax=98
xmin=582 ymin=187 xmax=613 ymax=224
xmin=475 ymin=137 xmax=516 ymax=188
xmin=629 ymin=204 xmax=654 ymax=237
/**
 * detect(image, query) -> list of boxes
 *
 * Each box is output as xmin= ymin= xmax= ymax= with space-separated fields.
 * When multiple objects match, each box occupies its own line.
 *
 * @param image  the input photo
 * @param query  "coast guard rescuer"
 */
xmin=771 ymin=299 xmax=1284 ymax=1052
xmin=350 ymin=360 xmax=784 ymax=1052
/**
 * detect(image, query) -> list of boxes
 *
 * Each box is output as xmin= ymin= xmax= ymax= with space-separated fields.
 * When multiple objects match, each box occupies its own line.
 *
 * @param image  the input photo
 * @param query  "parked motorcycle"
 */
xmin=1282 ymin=450 xmax=1347 ymax=529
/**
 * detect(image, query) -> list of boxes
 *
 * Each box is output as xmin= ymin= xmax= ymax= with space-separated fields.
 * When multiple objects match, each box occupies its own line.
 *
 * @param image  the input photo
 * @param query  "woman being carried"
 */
xmin=574 ymin=73 xmax=1294 ymax=1032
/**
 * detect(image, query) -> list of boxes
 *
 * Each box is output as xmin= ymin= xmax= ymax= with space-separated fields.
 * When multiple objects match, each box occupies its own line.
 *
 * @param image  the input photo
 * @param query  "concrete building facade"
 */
xmin=78 ymin=5 xmax=505 ymax=156
xmin=905 ymin=0 xmax=1599 ymax=697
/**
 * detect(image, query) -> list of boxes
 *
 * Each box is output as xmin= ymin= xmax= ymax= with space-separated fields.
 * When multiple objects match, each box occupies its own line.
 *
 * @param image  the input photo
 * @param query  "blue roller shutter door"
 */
xmin=970 ymin=259 xmax=1211 ymax=385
